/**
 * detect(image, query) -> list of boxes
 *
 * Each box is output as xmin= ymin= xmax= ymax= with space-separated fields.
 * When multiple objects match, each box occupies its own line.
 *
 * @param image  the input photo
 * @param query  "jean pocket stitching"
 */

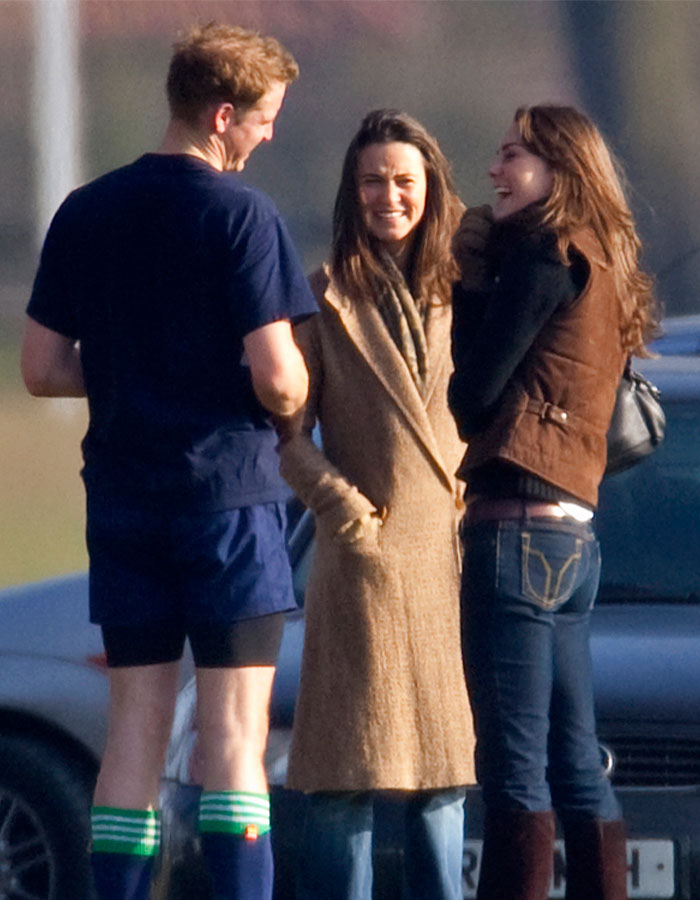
xmin=521 ymin=532 xmax=583 ymax=609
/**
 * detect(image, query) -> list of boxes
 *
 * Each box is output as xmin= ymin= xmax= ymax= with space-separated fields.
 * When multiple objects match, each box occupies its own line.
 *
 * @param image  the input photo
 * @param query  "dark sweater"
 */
xmin=448 ymin=209 xmax=589 ymax=503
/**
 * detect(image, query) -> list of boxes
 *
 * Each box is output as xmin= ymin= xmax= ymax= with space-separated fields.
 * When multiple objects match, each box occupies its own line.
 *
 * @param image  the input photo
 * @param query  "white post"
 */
xmin=32 ymin=0 xmax=84 ymax=417
xmin=32 ymin=0 xmax=82 ymax=246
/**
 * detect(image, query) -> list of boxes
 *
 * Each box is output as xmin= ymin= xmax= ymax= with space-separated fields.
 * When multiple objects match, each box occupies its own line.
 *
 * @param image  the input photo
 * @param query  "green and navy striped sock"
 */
xmin=90 ymin=806 xmax=161 ymax=856
xmin=198 ymin=790 xmax=271 ymax=839
xmin=90 ymin=807 xmax=160 ymax=900
xmin=199 ymin=792 xmax=273 ymax=900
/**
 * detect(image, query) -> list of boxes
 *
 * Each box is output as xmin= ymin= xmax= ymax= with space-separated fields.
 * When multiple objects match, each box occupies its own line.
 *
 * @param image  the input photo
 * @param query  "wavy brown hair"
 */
xmin=331 ymin=109 xmax=464 ymax=306
xmin=514 ymin=104 xmax=660 ymax=354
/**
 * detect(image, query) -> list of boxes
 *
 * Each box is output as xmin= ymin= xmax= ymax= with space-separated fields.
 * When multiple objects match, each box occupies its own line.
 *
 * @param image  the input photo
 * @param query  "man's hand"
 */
xmin=451 ymin=205 xmax=494 ymax=292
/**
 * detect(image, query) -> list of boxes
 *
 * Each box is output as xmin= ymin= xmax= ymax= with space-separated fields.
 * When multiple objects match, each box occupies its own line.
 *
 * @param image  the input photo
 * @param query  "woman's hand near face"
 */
xmin=452 ymin=205 xmax=494 ymax=292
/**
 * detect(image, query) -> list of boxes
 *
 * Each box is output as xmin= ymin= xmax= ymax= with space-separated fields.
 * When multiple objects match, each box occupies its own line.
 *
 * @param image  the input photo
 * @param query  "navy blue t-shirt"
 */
xmin=28 ymin=154 xmax=318 ymax=511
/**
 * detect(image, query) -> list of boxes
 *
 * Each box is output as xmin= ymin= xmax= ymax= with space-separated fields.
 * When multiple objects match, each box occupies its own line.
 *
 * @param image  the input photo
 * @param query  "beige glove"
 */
xmin=452 ymin=205 xmax=494 ymax=292
xmin=334 ymin=509 xmax=385 ymax=545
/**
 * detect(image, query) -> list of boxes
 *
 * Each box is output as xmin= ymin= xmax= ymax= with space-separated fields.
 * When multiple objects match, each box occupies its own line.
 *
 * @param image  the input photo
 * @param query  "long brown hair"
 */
xmin=331 ymin=109 xmax=463 ymax=306
xmin=514 ymin=104 xmax=660 ymax=354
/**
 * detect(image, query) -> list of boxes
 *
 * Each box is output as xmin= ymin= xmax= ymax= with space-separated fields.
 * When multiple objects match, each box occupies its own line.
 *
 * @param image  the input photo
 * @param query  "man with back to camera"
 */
xmin=21 ymin=22 xmax=317 ymax=900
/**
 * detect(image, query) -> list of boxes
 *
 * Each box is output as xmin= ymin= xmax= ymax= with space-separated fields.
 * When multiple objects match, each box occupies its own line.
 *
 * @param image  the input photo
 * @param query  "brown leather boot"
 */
xmin=477 ymin=808 xmax=555 ymax=900
xmin=563 ymin=818 xmax=628 ymax=900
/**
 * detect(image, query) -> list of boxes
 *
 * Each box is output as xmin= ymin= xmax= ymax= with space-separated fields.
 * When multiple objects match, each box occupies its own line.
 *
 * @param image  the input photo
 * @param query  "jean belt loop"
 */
xmin=519 ymin=499 xmax=528 ymax=525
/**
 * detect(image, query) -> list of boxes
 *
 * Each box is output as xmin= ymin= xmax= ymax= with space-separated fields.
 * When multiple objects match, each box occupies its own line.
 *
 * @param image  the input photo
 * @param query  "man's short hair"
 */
xmin=166 ymin=22 xmax=299 ymax=124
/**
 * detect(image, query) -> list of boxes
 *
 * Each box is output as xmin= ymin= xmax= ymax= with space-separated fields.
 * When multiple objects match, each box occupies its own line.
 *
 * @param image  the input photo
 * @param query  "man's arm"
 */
xmin=21 ymin=316 xmax=85 ymax=397
xmin=243 ymin=319 xmax=308 ymax=420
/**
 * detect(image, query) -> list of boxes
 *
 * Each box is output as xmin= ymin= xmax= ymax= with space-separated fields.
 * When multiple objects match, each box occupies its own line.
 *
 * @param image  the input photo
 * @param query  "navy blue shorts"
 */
xmin=86 ymin=497 xmax=297 ymax=635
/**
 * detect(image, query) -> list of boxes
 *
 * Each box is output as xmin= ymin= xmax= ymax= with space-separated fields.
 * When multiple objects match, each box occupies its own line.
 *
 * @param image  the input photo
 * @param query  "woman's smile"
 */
xmin=357 ymin=141 xmax=427 ymax=262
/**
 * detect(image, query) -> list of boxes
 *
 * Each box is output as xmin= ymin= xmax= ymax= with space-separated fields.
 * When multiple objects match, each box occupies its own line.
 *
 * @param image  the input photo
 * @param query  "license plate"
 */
xmin=462 ymin=838 xmax=675 ymax=898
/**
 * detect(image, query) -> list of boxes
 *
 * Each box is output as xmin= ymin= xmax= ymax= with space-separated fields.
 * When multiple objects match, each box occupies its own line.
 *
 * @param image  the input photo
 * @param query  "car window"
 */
xmin=597 ymin=400 xmax=700 ymax=602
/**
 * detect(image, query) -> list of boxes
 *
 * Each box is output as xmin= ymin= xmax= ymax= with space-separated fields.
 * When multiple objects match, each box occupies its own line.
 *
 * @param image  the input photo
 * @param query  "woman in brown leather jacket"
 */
xmin=449 ymin=105 xmax=659 ymax=900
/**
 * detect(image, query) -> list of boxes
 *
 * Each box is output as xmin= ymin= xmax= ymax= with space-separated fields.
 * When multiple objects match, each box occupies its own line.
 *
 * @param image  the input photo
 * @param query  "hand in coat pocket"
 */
xmin=334 ymin=509 xmax=384 ymax=546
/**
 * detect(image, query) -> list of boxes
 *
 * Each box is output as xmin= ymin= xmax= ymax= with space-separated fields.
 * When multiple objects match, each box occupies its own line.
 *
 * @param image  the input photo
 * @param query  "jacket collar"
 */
xmin=322 ymin=267 xmax=455 ymax=490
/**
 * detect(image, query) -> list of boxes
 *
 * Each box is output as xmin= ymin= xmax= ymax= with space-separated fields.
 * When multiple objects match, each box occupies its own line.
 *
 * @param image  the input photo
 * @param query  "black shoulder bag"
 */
xmin=605 ymin=359 xmax=666 ymax=476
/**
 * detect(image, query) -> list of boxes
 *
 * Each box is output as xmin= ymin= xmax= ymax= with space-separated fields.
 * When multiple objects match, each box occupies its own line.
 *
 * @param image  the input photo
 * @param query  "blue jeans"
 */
xmin=296 ymin=789 xmax=466 ymax=900
xmin=460 ymin=515 xmax=620 ymax=823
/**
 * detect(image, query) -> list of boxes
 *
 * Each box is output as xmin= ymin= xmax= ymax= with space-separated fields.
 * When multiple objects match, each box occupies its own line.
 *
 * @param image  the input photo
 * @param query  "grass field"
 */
xmin=1 ymin=378 xmax=89 ymax=590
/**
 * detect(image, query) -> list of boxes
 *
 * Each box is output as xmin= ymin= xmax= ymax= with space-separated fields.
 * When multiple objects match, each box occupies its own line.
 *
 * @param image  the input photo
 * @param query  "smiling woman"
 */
xmin=449 ymin=104 xmax=660 ymax=900
xmin=277 ymin=109 xmax=473 ymax=900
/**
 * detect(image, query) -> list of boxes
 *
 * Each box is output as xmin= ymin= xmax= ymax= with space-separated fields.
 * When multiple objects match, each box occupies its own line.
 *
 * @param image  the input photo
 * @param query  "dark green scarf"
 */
xmin=375 ymin=250 xmax=429 ymax=397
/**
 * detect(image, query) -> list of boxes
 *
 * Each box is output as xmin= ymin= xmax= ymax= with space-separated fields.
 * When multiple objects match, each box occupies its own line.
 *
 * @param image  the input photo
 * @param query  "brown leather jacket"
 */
xmin=459 ymin=229 xmax=626 ymax=508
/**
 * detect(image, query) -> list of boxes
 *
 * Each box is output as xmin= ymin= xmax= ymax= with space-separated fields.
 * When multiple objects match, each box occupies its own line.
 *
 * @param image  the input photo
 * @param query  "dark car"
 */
xmin=0 ymin=574 xmax=107 ymax=899
xmin=158 ymin=354 xmax=700 ymax=900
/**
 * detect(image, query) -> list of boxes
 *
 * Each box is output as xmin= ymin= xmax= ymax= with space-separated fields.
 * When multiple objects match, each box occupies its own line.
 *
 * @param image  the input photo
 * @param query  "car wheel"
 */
xmin=0 ymin=734 xmax=96 ymax=900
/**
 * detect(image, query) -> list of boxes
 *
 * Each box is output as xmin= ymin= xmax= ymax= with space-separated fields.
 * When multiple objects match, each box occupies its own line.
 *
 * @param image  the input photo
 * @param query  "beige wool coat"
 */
xmin=280 ymin=267 xmax=475 ymax=793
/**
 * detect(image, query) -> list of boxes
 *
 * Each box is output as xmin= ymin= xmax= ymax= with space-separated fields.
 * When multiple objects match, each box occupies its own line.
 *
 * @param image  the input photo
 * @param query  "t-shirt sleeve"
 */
xmin=225 ymin=198 xmax=318 ymax=338
xmin=26 ymin=199 xmax=80 ymax=340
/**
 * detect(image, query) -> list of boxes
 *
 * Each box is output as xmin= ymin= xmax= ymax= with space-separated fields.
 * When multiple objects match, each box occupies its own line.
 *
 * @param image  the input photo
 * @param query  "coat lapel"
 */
xmin=323 ymin=274 xmax=455 ymax=489
xmin=423 ymin=302 xmax=452 ymax=409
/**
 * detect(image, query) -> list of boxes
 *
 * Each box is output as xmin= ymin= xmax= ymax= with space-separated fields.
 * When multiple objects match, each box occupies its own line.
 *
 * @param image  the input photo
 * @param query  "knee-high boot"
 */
xmin=477 ymin=808 xmax=555 ymax=900
xmin=563 ymin=818 xmax=627 ymax=900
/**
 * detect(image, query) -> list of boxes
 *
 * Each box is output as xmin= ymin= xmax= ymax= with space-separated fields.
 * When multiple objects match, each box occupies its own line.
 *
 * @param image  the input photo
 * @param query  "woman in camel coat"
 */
xmin=279 ymin=109 xmax=475 ymax=900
